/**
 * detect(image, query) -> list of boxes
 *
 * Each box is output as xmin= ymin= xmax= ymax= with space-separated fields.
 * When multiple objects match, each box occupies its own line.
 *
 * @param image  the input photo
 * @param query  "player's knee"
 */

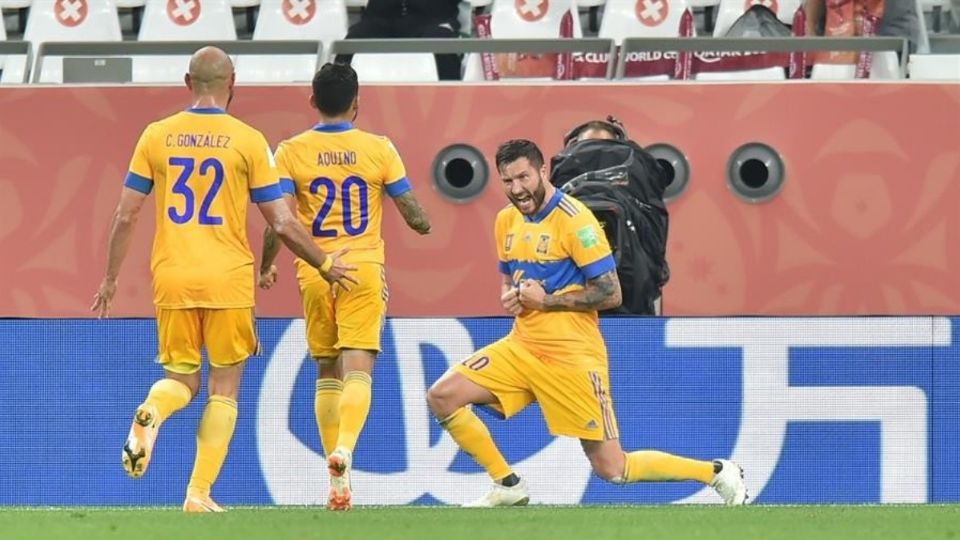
xmin=425 ymin=382 xmax=455 ymax=419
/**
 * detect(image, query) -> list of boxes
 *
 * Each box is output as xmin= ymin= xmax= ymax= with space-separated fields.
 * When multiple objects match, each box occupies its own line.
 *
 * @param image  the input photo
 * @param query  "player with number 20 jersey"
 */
xmin=259 ymin=63 xmax=431 ymax=511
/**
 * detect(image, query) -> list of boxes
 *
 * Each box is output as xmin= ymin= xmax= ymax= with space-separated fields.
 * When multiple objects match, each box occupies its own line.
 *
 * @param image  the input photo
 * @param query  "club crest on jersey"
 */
xmin=504 ymin=233 xmax=514 ymax=252
xmin=536 ymin=234 xmax=551 ymax=256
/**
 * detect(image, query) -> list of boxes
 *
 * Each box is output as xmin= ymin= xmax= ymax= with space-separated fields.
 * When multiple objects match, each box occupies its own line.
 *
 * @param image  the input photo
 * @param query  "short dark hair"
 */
xmin=562 ymin=116 xmax=627 ymax=146
xmin=495 ymin=139 xmax=544 ymax=171
xmin=312 ymin=63 xmax=358 ymax=116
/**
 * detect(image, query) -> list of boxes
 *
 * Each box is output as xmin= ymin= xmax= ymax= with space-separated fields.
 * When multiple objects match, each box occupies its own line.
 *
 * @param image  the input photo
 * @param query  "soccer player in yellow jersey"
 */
xmin=426 ymin=140 xmax=749 ymax=507
xmin=90 ymin=47 xmax=356 ymax=513
xmin=258 ymin=63 xmax=431 ymax=511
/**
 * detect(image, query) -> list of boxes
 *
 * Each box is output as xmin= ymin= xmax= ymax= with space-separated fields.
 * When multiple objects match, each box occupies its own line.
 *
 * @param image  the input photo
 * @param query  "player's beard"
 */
xmin=509 ymin=175 xmax=547 ymax=216
xmin=226 ymin=88 xmax=234 ymax=110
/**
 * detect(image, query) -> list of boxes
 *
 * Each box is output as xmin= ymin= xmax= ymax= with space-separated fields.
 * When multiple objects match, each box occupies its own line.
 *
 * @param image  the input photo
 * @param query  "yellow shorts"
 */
xmin=452 ymin=336 xmax=620 ymax=441
xmin=155 ymin=307 xmax=259 ymax=374
xmin=300 ymin=262 xmax=387 ymax=359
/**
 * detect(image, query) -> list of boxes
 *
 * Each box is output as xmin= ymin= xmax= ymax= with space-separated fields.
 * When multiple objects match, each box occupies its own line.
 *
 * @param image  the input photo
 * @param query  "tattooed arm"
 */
xmin=518 ymin=270 xmax=622 ymax=313
xmin=391 ymin=191 xmax=431 ymax=235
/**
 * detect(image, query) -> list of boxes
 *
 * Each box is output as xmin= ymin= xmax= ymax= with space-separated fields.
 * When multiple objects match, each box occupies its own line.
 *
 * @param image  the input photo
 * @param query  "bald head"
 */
xmin=186 ymin=46 xmax=234 ymax=96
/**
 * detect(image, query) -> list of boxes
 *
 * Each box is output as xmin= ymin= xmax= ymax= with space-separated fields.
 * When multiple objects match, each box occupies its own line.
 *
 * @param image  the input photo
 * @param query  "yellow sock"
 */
xmin=142 ymin=378 xmax=192 ymax=424
xmin=622 ymin=450 xmax=715 ymax=484
xmin=187 ymin=395 xmax=238 ymax=497
xmin=336 ymin=371 xmax=372 ymax=453
xmin=440 ymin=407 xmax=513 ymax=481
xmin=315 ymin=378 xmax=343 ymax=456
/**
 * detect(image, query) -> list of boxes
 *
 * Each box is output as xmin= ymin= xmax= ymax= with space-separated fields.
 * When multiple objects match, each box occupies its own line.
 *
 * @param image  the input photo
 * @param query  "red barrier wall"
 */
xmin=1 ymin=83 xmax=958 ymax=317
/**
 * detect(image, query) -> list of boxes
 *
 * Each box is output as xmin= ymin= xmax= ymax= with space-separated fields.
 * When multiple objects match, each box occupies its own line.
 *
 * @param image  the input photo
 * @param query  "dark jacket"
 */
xmin=363 ymin=0 xmax=460 ymax=23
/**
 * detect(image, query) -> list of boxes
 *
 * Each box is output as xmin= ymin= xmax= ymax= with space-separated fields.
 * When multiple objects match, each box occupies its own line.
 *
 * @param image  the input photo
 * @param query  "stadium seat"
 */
xmin=135 ymin=0 xmax=237 ymax=83
xmin=463 ymin=0 xmax=583 ymax=81
xmin=1 ymin=0 xmax=122 ymax=84
xmin=235 ymin=0 xmax=345 ymax=82
xmin=600 ymin=0 xmax=691 ymax=43
xmin=711 ymin=0 xmax=802 ymax=36
xmin=692 ymin=0 xmax=800 ymax=80
xmin=908 ymin=54 xmax=960 ymax=79
xmin=600 ymin=0 xmax=695 ymax=81
xmin=810 ymin=52 xmax=902 ymax=79
xmin=351 ymin=52 xmax=439 ymax=82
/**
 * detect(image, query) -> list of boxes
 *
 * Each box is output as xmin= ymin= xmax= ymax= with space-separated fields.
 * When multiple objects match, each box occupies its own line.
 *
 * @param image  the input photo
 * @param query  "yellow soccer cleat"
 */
xmin=182 ymin=492 xmax=226 ymax=513
xmin=122 ymin=404 xmax=159 ymax=479
xmin=327 ymin=447 xmax=353 ymax=511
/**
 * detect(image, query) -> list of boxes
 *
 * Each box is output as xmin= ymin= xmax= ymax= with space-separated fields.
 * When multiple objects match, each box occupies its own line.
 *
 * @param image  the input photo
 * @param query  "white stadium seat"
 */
xmin=711 ymin=0 xmax=802 ymax=36
xmin=464 ymin=0 xmax=583 ymax=81
xmin=351 ymin=52 xmax=439 ymax=82
xmin=136 ymin=0 xmax=237 ymax=83
xmin=810 ymin=52 xmax=902 ymax=79
xmin=1 ymin=0 xmax=122 ymax=84
xmin=600 ymin=0 xmax=695 ymax=81
xmin=235 ymin=0 xmax=346 ymax=83
xmin=600 ymin=0 xmax=691 ymax=43
xmin=908 ymin=54 xmax=960 ymax=79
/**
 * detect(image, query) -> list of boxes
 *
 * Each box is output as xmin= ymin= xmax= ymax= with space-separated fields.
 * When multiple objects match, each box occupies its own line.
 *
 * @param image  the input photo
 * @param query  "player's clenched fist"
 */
xmin=518 ymin=279 xmax=547 ymax=311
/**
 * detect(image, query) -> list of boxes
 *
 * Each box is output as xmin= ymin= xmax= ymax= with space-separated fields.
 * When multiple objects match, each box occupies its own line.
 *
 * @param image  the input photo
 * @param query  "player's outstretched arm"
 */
xmin=519 ymin=270 xmax=622 ymax=313
xmin=256 ymin=198 xmax=359 ymax=290
xmin=257 ymin=194 xmax=295 ymax=290
xmin=91 ymin=187 xmax=148 ymax=318
xmin=391 ymin=191 xmax=431 ymax=235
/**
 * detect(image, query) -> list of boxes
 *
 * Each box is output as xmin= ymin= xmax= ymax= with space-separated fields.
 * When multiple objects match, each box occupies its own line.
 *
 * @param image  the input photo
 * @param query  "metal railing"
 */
xmin=616 ymin=37 xmax=910 ymax=79
xmin=929 ymin=36 xmax=960 ymax=54
xmin=32 ymin=40 xmax=323 ymax=83
xmin=0 ymin=36 xmax=935 ymax=84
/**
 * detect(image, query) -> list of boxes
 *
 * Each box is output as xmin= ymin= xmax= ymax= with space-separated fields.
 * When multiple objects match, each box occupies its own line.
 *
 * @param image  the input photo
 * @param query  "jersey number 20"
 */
xmin=310 ymin=176 xmax=369 ymax=237
xmin=167 ymin=156 xmax=224 ymax=225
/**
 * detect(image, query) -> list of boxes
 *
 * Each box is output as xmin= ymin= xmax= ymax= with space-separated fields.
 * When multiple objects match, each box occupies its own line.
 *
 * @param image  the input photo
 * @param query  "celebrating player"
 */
xmin=258 ymin=63 xmax=431 ymax=511
xmin=426 ymin=139 xmax=748 ymax=507
xmin=91 ymin=47 xmax=355 ymax=513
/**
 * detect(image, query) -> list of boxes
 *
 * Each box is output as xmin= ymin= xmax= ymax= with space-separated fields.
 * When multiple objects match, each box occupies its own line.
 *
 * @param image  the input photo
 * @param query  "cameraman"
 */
xmin=551 ymin=117 xmax=669 ymax=316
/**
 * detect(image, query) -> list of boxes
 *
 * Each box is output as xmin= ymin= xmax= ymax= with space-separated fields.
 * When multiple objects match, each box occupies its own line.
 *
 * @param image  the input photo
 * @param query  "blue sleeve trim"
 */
xmin=279 ymin=178 xmax=296 ymax=195
xmin=498 ymin=261 xmax=511 ymax=275
xmin=581 ymin=254 xmax=616 ymax=280
xmin=123 ymin=172 xmax=153 ymax=194
xmin=250 ymin=183 xmax=284 ymax=203
xmin=385 ymin=177 xmax=412 ymax=198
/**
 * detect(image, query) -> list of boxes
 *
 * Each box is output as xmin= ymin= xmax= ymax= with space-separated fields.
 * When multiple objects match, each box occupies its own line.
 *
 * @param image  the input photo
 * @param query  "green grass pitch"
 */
xmin=1 ymin=505 xmax=958 ymax=540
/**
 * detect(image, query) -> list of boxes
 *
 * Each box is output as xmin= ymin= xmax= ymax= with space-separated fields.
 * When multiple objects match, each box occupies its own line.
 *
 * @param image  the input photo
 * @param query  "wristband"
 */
xmin=319 ymin=257 xmax=333 ymax=274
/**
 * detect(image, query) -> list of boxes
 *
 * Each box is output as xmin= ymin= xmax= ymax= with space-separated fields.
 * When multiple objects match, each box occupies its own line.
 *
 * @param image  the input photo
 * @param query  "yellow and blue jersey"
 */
xmin=123 ymin=107 xmax=283 ymax=309
xmin=273 ymin=121 xmax=411 ymax=283
xmin=496 ymin=190 xmax=616 ymax=363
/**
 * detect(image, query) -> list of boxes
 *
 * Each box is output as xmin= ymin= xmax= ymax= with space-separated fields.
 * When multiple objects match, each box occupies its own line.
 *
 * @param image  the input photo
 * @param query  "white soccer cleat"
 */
xmin=711 ymin=459 xmax=749 ymax=506
xmin=463 ymin=479 xmax=530 ymax=508
xmin=327 ymin=447 xmax=353 ymax=511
